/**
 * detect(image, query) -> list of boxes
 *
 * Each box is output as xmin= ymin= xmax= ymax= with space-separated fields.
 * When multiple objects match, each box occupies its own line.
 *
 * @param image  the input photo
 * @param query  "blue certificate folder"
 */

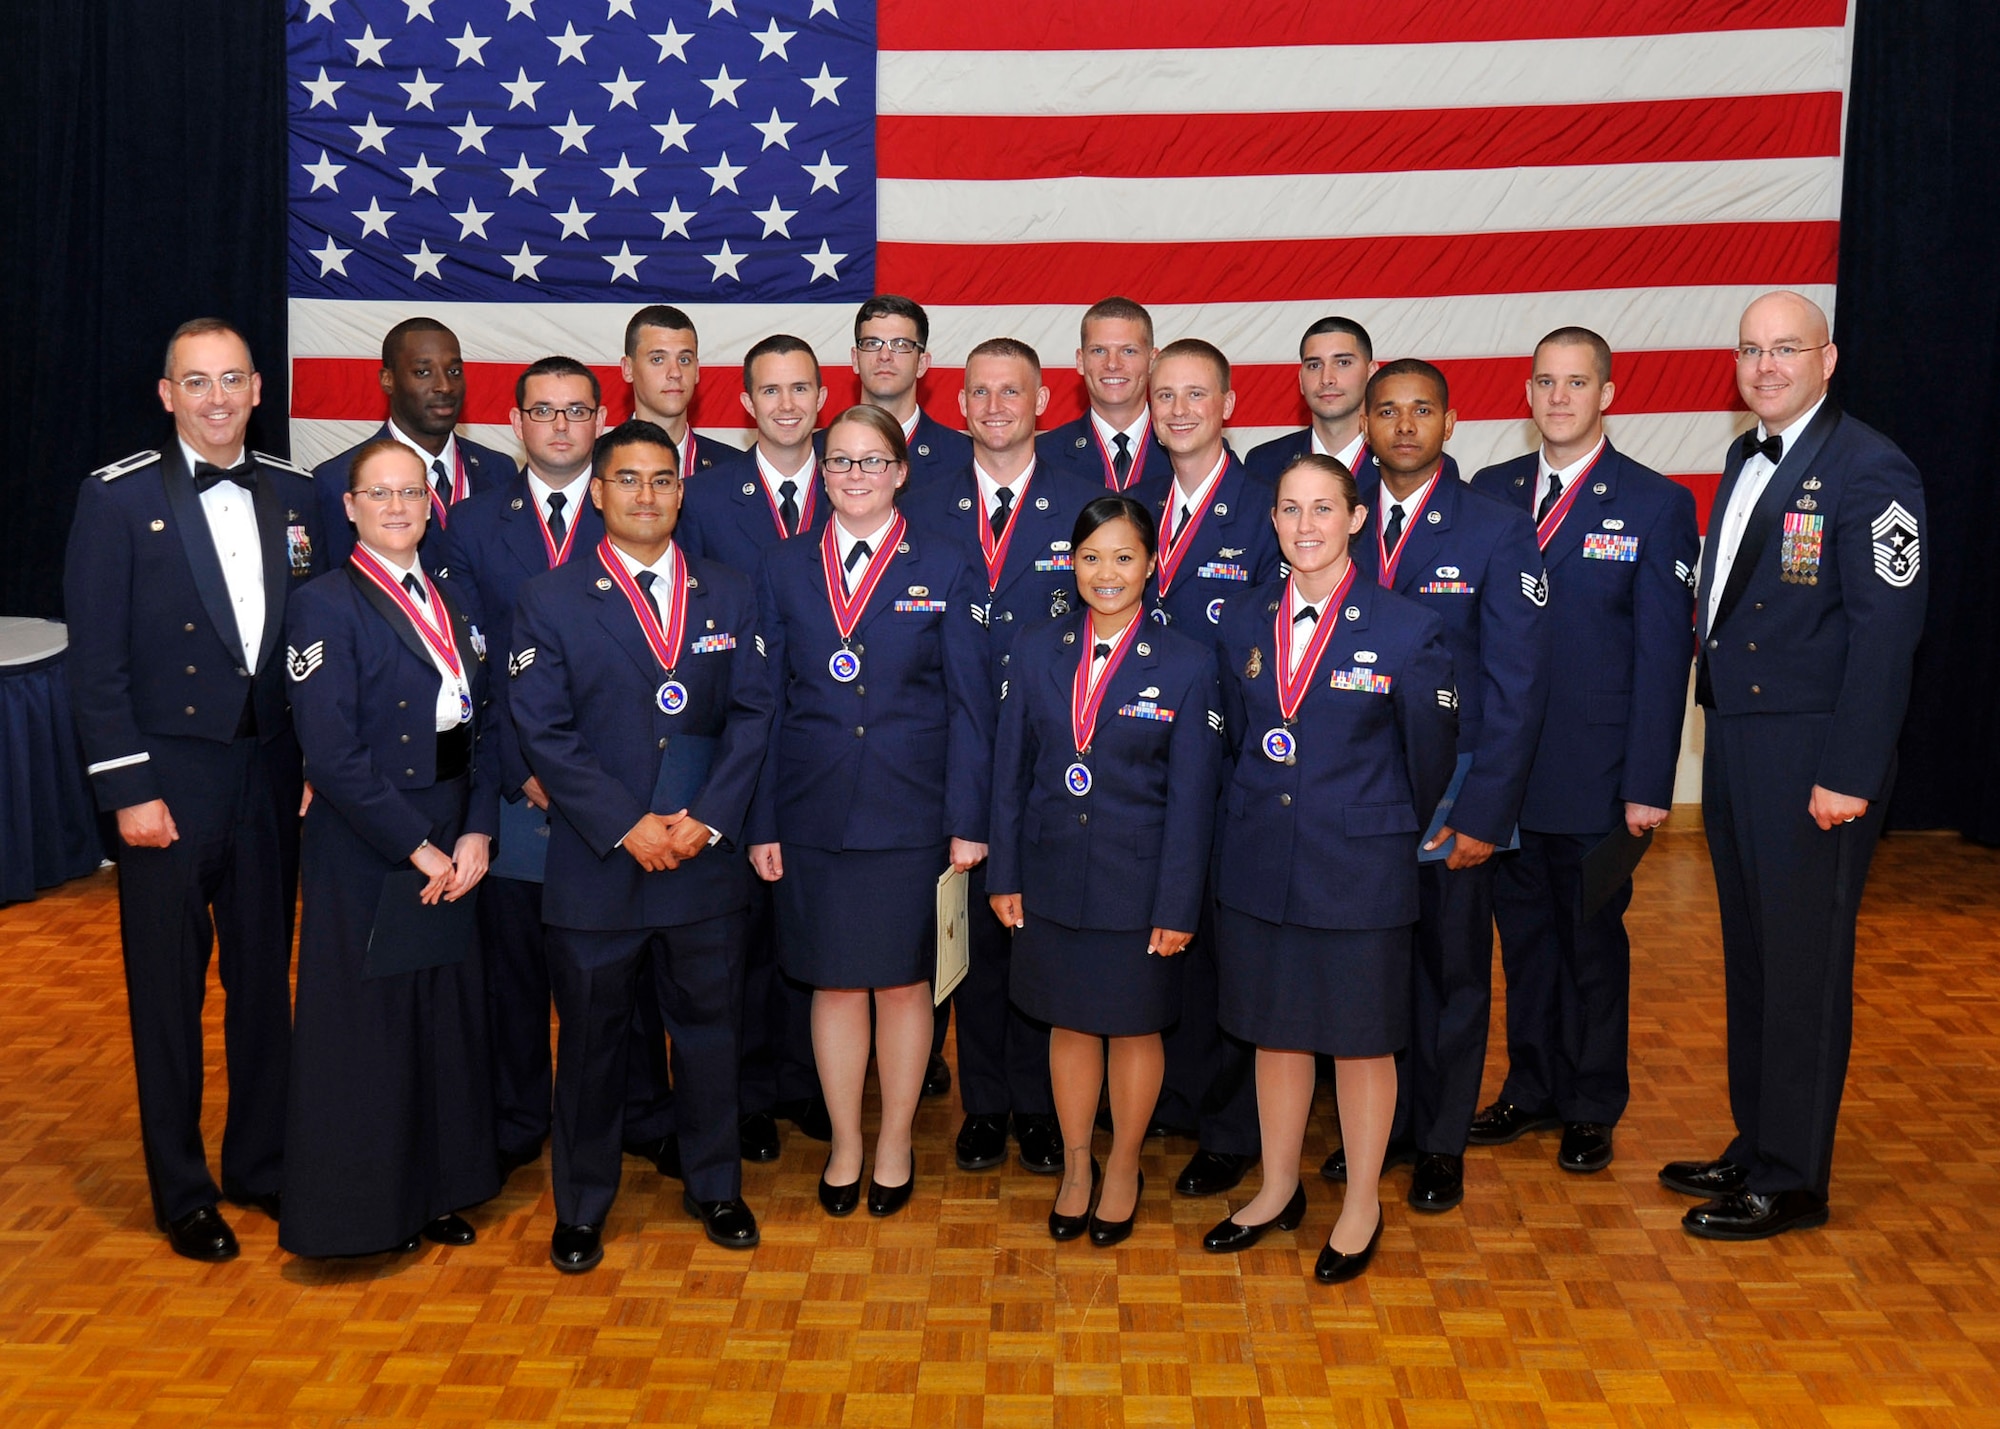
xmin=491 ymin=795 xmax=550 ymax=883
xmin=363 ymin=869 xmax=477 ymax=979
xmin=1417 ymin=752 xmax=1521 ymax=864
xmin=651 ymin=734 xmax=716 ymax=817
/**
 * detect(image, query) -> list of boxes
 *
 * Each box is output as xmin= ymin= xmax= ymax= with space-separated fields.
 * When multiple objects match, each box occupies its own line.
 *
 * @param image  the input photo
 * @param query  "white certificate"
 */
xmin=934 ymin=864 xmax=970 ymax=1006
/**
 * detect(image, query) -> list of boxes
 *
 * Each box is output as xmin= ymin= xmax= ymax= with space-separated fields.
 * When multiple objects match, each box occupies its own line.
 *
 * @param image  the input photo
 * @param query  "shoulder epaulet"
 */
xmin=253 ymin=450 xmax=315 ymax=478
xmin=93 ymin=450 xmax=159 ymax=482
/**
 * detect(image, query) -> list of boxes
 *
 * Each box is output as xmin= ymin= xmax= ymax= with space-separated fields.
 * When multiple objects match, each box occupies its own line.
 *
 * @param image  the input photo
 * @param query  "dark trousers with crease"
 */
xmin=1396 ymin=858 xmax=1498 ymax=1157
xmin=1159 ymin=900 xmax=1260 ymax=1156
xmin=114 ymin=732 xmax=297 ymax=1225
xmin=956 ymin=863 xmax=1053 ymax=1118
xmin=738 ymin=879 xmax=819 ymax=1115
xmin=1492 ymin=829 xmax=1634 ymax=1126
xmin=548 ymin=913 xmax=745 ymax=1222
xmin=1704 ymin=711 xmax=1885 ymax=1198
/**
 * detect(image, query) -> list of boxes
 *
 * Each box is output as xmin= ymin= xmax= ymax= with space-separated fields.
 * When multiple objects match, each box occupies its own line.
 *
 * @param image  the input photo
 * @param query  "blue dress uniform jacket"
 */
xmin=900 ymin=463 xmax=1105 ymax=696
xmin=430 ymin=474 xmax=604 ymax=798
xmin=507 ymin=549 xmax=774 ymax=931
xmin=749 ymin=526 xmax=993 ymax=849
xmin=1696 ymin=404 xmax=1927 ymax=798
xmin=679 ymin=447 xmax=831 ymax=575
xmin=284 ymin=566 xmax=501 ymax=856
xmin=988 ymin=617 xmax=1222 ymax=933
xmin=814 ymin=411 xmax=972 ymax=492
xmin=1144 ymin=454 xmax=1284 ymax=636
xmin=1036 ymin=414 xmax=1176 ymax=507
xmin=1471 ymin=444 xmax=1699 ymax=832
xmin=1213 ymin=578 xmax=1458 ymax=927
xmin=1351 ymin=473 xmax=1550 ymax=844
xmin=67 ymin=445 xmax=325 ymax=811
xmin=311 ymin=427 xmax=518 ymax=570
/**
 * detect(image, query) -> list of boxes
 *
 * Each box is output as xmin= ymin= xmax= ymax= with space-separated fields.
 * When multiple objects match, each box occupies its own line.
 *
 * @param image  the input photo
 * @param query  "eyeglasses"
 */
xmin=595 ymin=474 xmax=680 ymax=493
xmin=353 ymin=485 xmax=429 ymax=504
xmin=172 ymin=371 xmax=253 ymax=396
xmin=523 ymin=403 xmax=599 ymax=423
xmin=1734 ymin=344 xmax=1827 ymax=363
xmin=855 ymin=337 xmax=924 ymax=355
xmin=822 ymin=455 xmax=897 ymax=474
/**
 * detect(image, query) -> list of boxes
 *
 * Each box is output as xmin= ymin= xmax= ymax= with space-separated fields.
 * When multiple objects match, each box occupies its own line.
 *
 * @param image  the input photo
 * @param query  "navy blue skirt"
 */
xmin=1214 ymin=905 xmax=1412 ymax=1057
xmin=1010 ymin=917 xmax=1183 ymax=1036
xmin=282 ymin=776 xmax=500 ymax=1257
xmin=776 ymin=843 xmax=944 ymax=989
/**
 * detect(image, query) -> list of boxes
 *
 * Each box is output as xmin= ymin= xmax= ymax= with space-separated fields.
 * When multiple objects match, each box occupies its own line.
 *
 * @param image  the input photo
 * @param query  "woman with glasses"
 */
xmin=279 ymin=439 xmax=501 ymax=1259
xmin=1201 ymin=455 xmax=1457 ymax=1285
xmin=747 ymin=405 xmax=993 ymax=1218
xmin=987 ymin=495 xmax=1223 ymax=1246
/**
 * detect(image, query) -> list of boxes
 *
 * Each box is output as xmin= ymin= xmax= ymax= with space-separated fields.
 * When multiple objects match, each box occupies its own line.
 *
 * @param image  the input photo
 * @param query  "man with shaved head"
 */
xmin=1659 ymin=291 xmax=1927 ymax=1240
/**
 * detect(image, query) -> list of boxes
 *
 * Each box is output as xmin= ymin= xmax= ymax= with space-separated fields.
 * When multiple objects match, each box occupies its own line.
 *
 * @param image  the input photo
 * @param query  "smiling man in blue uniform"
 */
xmin=1467 ymin=328 xmax=1699 ymax=1175
xmin=1035 ymin=298 xmax=1175 ymax=505
xmin=1660 ymin=291 xmax=1927 ymax=1240
xmin=508 ymin=421 xmax=775 ymax=1271
xmin=64 ymin=318 xmax=324 ymax=1260
xmin=1338 ymin=359 xmax=1551 ymax=1214
xmin=310 ymin=318 xmax=517 ymax=569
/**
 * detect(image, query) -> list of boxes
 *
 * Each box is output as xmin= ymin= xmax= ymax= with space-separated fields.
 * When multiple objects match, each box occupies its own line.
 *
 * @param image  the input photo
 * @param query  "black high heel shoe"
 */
xmin=1048 ymin=1157 xmax=1100 ymax=1242
xmin=1201 ymin=1182 xmax=1307 ymax=1252
xmin=1088 ymin=1169 xmax=1143 ymax=1247
xmin=867 ymin=1153 xmax=915 ymax=1217
xmin=1314 ymin=1209 xmax=1384 ymax=1284
xmin=819 ymin=1152 xmax=861 ymax=1217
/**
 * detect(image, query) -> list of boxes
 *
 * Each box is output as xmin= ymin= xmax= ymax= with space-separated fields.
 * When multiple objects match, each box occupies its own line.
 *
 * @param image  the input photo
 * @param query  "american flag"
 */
xmin=287 ymin=0 xmax=1855 ymax=529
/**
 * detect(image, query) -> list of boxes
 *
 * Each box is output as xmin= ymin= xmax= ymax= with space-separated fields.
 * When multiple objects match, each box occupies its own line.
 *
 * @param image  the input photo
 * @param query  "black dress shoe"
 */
xmin=1683 ymin=1189 xmax=1829 ymax=1241
xmin=222 ymin=1186 xmax=282 ymax=1221
xmin=777 ymin=1096 xmax=833 ymax=1141
xmin=1558 ymin=1122 xmax=1613 ymax=1173
xmin=1407 ymin=1153 xmax=1465 ymax=1213
xmin=1048 ymin=1157 xmax=1100 ymax=1242
xmin=1088 ymin=1170 xmax=1143 ymax=1247
xmin=867 ymin=1167 xmax=915 ymax=1218
xmin=1014 ymin=1113 xmax=1063 ymax=1175
xmin=422 ymin=1213 xmax=476 ymax=1246
xmin=1467 ymin=1100 xmax=1561 ymax=1146
xmin=818 ymin=1154 xmax=861 ymax=1218
xmin=623 ymin=1134 xmax=683 ymax=1180
xmin=923 ymin=1053 xmax=952 ymax=1098
xmin=1174 ymin=1149 xmax=1253 ymax=1198
xmin=391 ymin=1235 xmax=423 ymax=1254
xmin=682 ymin=1192 xmax=761 ymax=1249
xmin=1320 ymin=1136 xmax=1417 ymax=1184
xmin=1314 ymin=1211 xmax=1385 ymax=1285
xmin=161 ymin=1205 xmax=239 ymax=1262
xmin=1658 ymin=1156 xmax=1748 ymax=1198
xmin=1201 ymin=1183 xmax=1307 ymax=1253
xmin=550 ymin=1222 xmax=603 ymax=1272
xmin=739 ymin=1111 xmax=781 ymax=1163
xmin=955 ymin=1112 xmax=1009 ymax=1171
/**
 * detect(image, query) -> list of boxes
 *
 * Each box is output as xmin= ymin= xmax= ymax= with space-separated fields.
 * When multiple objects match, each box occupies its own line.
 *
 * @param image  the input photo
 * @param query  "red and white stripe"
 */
xmin=288 ymin=0 xmax=1855 ymax=534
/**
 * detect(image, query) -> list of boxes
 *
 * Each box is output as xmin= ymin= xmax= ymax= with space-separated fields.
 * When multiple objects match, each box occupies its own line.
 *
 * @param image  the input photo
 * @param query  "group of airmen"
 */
xmin=63 ymin=285 xmax=1926 ymax=1285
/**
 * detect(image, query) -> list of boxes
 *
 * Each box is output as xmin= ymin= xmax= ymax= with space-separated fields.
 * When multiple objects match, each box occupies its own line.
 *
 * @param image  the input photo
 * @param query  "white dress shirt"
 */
xmin=180 ymin=438 xmax=265 ymax=672
xmin=388 ymin=420 xmax=461 ymax=500
xmin=525 ymin=467 xmax=585 ymax=545
xmin=1535 ymin=436 xmax=1607 ymax=521
xmin=833 ymin=513 xmax=896 ymax=587
xmin=1166 ymin=450 xmax=1229 ymax=546
xmin=1379 ymin=471 xmax=1441 ymax=551
xmin=1090 ymin=410 xmax=1151 ymax=463
xmin=974 ymin=457 xmax=1037 ymax=532
xmin=1704 ymin=394 xmax=1828 ymax=632
xmin=358 ymin=540 xmax=467 ymax=730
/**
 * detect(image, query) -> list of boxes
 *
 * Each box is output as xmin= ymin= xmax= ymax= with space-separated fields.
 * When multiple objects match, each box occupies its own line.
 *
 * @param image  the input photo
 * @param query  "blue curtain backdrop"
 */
xmin=2 ymin=0 xmax=1995 ymax=839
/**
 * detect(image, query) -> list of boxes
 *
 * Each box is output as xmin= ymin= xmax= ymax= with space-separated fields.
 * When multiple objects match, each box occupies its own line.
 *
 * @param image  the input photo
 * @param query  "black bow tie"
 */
xmin=193 ymin=459 xmax=255 ymax=493
xmin=1739 ymin=431 xmax=1784 ymax=466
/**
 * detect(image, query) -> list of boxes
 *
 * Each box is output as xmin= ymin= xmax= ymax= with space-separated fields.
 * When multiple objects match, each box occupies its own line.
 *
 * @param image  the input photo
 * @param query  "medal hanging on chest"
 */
xmin=348 ymin=547 xmax=471 ymax=721
xmin=818 ymin=515 xmax=906 ymax=683
xmin=596 ymin=539 xmax=691 ymax=713
xmin=1066 ymin=613 xmax=1143 ymax=795
xmin=1264 ymin=564 xmax=1357 ymax=763
xmin=979 ymin=465 xmax=1033 ymax=592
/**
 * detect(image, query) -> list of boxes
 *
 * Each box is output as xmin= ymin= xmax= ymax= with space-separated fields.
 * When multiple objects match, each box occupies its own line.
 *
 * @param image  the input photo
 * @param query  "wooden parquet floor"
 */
xmin=3 ymin=830 xmax=2000 ymax=1427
